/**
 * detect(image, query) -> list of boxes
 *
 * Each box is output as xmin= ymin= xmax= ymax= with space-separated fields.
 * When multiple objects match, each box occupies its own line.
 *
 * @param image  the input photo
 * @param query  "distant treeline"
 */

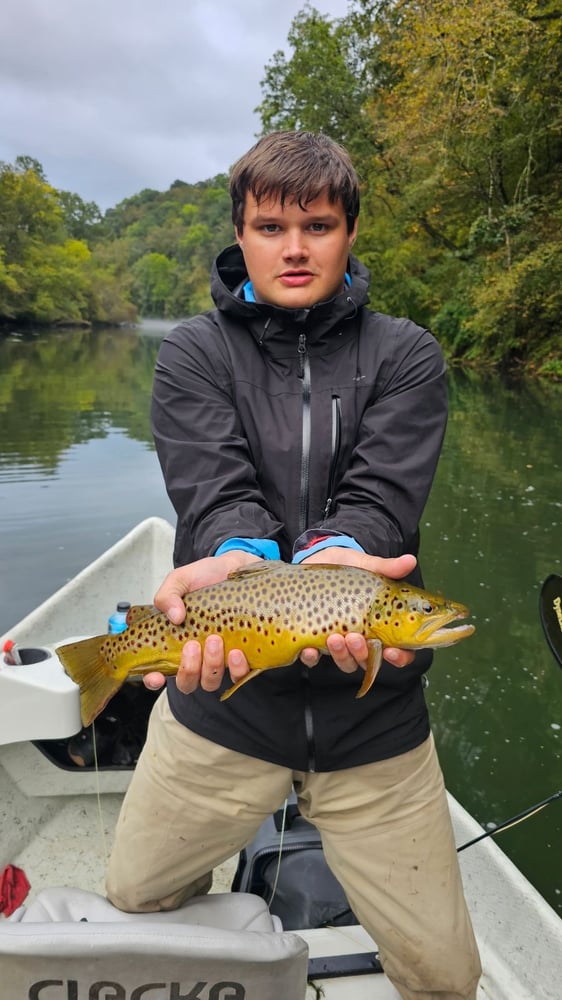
xmin=1 ymin=0 xmax=560 ymax=377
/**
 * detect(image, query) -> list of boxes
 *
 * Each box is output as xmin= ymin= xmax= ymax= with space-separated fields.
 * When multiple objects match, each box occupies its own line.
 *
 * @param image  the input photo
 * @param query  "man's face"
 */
xmin=236 ymin=190 xmax=357 ymax=309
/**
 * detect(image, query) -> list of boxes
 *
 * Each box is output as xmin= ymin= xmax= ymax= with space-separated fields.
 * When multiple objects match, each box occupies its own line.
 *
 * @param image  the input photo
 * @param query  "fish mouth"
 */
xmin=415 ymin=605 xmax=475 ymax=646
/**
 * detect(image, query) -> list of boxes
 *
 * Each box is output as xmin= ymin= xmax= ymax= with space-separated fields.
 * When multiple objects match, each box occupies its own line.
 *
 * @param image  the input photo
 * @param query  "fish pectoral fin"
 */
xmin=129 ymin=659 xmax=178 ymax=677
xmin=355 ymin=638 xmax=383 ymax=698
xmin=219 ymin=668 xmax=264 ymax=701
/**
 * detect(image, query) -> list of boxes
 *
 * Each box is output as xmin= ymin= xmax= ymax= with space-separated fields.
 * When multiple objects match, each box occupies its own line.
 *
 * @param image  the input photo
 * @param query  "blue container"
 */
xmin=108 ymin=601 xmax=131 ymax=634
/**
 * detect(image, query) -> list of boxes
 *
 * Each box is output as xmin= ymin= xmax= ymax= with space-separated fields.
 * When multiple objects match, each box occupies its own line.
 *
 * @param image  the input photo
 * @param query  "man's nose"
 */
xmin=282 ymin=230 xmax=308 ymax=259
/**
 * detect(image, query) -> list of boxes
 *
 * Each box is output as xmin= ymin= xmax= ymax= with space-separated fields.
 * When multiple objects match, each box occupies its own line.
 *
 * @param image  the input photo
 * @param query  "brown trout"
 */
xmin=57 ymin=560 xmax=475 ymax=727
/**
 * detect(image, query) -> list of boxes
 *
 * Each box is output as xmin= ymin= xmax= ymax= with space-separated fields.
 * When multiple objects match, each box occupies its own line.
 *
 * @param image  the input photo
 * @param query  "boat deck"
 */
xmin=1 ymin=518 xmax=561 ymax=999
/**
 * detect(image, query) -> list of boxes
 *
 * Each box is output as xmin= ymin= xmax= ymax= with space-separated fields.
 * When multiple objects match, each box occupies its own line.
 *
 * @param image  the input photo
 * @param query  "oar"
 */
xmin=457 ymin=573 xmax=562 ymax=852
xmin=539 ymin=573 xmax=562 ymax=668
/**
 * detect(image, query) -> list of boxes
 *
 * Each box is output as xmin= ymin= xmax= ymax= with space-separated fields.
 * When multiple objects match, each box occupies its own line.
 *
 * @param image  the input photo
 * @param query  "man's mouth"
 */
xmin=279 ymin=270 xmax=315 ymax=286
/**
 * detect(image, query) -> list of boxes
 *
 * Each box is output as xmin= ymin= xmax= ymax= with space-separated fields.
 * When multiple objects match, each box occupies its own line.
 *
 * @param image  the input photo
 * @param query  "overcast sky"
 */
xmin=0 ymin=0 xmax=351 ymax=210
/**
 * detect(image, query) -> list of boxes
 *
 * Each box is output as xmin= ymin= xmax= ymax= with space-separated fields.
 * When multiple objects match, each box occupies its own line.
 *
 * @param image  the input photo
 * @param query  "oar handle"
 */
xmin=539 ymin=574 xmax=562 ymax=667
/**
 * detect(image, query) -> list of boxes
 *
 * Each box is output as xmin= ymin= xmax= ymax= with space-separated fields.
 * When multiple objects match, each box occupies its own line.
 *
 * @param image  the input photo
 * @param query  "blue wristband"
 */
xmin=214 ymin=538 xmax=280 ymax=560
xmin=292 ymin=535 xmax=365 ymax=564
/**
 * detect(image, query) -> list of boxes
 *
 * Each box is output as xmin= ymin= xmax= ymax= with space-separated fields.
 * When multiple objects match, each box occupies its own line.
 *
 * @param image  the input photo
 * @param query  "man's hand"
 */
xmin=144 ymin=547 xmax=417 ymax=694
xmin=142 ymin=550 xmax=259 ymax=693
xmin=298 ymin=546 xmax=417 ymax=674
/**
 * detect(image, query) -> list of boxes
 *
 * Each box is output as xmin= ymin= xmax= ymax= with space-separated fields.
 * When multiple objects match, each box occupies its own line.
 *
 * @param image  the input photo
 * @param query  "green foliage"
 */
xmin=0 ymin=158 xmax=232 ymax=328
xmin=132 ymin=253 xmax=176 ymax=316
xmin=256 ymin=0 xmax=561 ymax=375
xmin=0 ymin=158 xmax=133 ymax=326
xmin=1 ymin=0 xmax=559 ymax=374
xmin=93 ymin=177 xmax=233 ymax=318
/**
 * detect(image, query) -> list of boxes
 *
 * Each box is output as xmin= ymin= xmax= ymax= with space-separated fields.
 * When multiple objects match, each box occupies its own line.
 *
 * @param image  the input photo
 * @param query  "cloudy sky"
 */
xmin=0 ymin=0 xmax=351 ymax=210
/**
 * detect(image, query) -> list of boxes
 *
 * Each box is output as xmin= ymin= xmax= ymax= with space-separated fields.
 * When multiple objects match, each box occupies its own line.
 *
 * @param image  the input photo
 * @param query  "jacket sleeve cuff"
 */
xmin=214 ymin=538 xmax=280 ymax=560
xmin=292 ymin=533 xmax=365 ymax=564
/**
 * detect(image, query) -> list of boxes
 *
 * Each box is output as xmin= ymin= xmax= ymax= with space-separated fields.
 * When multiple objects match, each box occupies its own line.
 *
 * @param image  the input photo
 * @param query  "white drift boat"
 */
xmin=1 ymin=517 xmax=561 ymax=999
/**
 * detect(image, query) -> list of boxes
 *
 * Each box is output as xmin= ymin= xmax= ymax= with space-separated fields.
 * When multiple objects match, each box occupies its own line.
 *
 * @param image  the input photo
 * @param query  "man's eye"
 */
xmin=262 ymin=224 xmax=280 ymax=233
xmin=309 ymin=223 xmax=327 ymax=232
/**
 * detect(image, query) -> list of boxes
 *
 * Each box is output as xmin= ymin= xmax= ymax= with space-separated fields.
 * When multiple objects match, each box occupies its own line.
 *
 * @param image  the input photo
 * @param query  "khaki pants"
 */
xmin=106 ymin=694 xmax=481 ymax=1000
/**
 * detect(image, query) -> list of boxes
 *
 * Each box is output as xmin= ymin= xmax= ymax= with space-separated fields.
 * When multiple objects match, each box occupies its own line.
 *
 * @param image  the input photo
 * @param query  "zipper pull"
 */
xmin=297 ymin=332 xmax=307 ymax=378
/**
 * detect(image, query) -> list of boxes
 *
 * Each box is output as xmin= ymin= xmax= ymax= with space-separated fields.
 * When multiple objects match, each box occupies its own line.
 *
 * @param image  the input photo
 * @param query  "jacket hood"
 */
xmin=210 ymin=244 xmax=371 ymax=353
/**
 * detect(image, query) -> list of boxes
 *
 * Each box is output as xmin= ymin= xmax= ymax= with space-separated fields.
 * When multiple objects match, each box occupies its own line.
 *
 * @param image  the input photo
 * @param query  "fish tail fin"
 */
xmin=57 ymin=636 xmax=124 ymax=727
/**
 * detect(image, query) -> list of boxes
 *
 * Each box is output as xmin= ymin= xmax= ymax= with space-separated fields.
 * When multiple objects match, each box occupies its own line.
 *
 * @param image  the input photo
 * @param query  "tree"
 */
xmin=57 ymin=191 xmax=104 ymax=242
xmin=257 ymin=4 xmax=375 ymax=161
xmin=131 ymin=253 xmax=176 ymax=315
xmin=0 ymin=158 xmax=64 ymax=260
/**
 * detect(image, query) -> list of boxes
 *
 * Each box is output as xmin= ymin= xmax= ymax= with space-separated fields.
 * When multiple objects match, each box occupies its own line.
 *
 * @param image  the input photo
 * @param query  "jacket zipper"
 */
xmin=297 ymin=332 xmax=311 ymax=536
xmin=324 ymin=395 xmax=342 ymax=519
xmin=297 ymin=331 xmax=316 ymax=771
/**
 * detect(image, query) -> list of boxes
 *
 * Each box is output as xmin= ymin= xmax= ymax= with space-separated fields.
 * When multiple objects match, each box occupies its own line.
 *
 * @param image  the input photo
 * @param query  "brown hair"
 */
xmin=230 ymin=131 xmax=360 ymax=234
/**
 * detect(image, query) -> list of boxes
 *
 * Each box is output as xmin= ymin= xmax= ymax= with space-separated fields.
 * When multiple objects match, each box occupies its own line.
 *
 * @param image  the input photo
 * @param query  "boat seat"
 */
xmin=1 ymin=886 xmax=309 ymax=999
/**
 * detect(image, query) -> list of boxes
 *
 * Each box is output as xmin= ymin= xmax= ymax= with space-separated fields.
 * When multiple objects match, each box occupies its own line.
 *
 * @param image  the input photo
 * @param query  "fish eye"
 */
xmin=422 ymin=602 xmax=433 ymax=613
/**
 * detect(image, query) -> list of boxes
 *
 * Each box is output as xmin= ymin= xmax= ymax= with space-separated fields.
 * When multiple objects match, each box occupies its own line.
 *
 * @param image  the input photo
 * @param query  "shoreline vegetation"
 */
xmin=1 ymin=1 xmax=560 ymax=379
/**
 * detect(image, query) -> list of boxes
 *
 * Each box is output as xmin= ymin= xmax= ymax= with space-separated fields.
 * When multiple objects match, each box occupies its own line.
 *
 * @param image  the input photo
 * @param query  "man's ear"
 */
xmin=235 ymin=226 xmax=244 ymax=248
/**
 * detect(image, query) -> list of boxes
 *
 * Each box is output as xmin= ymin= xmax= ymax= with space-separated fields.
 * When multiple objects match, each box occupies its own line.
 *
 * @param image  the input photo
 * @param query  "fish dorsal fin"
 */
xmin=226 ymin=560 xmax=286 ymax=581
xmin=126 ymin=604 xmax=158 ymax=626
xmin=300 ymin=562 xmax=352 ymax=572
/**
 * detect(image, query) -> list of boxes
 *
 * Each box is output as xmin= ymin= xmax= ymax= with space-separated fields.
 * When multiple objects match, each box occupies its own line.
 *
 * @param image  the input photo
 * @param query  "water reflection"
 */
xmin=419 ymin=371 xmax=562 ymax=911
xmin=0 ymin=329 xmax=561 ymax=912
xmin=0 ymin=325 xmax=175 ymax=633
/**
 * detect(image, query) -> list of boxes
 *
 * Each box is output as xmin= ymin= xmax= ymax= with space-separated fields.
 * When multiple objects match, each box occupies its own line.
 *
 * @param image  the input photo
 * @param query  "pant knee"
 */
xmin=105 ymin=868 xmax=212 ymax=913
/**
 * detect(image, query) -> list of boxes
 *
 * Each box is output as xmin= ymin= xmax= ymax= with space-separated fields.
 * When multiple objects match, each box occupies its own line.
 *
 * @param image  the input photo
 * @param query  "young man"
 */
xmin=106 ymin=132 xmax=481 ymax=1000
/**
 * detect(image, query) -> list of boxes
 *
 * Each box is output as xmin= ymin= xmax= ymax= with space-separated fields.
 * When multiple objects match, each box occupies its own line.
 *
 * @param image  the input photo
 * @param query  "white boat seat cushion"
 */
xmin=11 ymin=885 xmax=282 ymax=930
xmin=1 ymin=887 xmax=309 ymax=999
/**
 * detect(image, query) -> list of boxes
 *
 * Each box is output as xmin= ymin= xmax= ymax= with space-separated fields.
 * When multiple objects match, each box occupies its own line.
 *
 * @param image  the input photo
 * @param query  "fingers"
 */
xmin=154 ymin=568 xmax=191 ymax=624
xmin=326 ymin=633 xmax=416 ymax=675
xmin=301 ymin=546 xmax=417 ymax=581
xmin=327 ymin=633 xmax=368 ymax=674
xmin=176 ymin=636 xmax=222 ymax=694
xmin=227 ymin=648 xmax=252 ymax=681
xmin=299 ymin=647 xmax=321 ymax=668
xmin=175 ymin=636 xmax=252 ymax=695
xmin=142 ymin=671 xmax=167 ymax=691
xmin=383 ymin=647 xmax=415 ymax=668
xmin=154 ymin=553 xmax=262 ymax=625
xmin=357 ymin=552 xmax=417 ymax=579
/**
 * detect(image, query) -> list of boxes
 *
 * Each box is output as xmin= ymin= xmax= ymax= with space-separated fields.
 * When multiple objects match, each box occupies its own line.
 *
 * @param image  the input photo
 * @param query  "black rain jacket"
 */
xmin=151 ymin=245 xmax=448 ymax=772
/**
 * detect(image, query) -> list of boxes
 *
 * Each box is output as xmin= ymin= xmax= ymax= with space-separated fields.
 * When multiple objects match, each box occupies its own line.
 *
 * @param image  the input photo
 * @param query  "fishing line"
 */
xmin=91 ymin=722 xmax=109 ymax=864
xmin=267 ymin=796 xmax=288 ymax=907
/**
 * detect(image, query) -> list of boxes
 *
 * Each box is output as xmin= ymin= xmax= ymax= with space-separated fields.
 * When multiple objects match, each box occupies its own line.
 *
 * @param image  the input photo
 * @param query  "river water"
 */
xmin=0 ymin=321 xmax=561 ymax=914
